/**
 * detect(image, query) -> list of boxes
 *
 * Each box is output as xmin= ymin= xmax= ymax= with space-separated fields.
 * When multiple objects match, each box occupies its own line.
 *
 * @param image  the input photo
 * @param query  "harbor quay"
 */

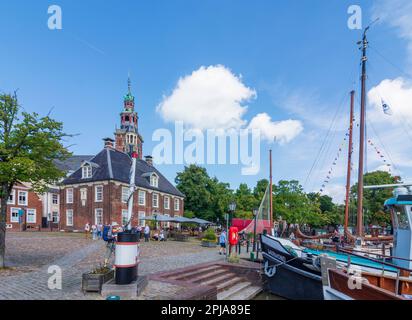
xmin=0 ymin=232 xmax=234 ymax=300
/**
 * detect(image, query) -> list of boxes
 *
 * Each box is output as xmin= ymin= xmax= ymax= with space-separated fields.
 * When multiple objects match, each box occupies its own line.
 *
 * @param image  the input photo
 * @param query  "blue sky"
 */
xmin=1 ymin=0 xmax=412 ymax=203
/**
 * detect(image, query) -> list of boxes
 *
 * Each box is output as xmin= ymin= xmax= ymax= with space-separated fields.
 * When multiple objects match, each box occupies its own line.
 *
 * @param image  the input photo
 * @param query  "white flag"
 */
xmin=382 ymin=99 xmax=393 ymax=116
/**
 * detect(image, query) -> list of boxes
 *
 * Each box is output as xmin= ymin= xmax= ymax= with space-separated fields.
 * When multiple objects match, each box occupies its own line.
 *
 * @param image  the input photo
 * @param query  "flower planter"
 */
xmin=82 ymin=269 xmax=114 ymax=293
xmin=201 ymin=240 xmax=217 ymax=248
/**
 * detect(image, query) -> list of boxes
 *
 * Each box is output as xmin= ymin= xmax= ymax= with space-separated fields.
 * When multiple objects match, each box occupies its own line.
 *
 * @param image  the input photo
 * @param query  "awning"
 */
xmin=139 ymin=215 xmax=213 ymax=225
xmin=190 ymin=218 xmax=213 ymax=225
xmin=169 ymin=216 xmax=194 ymax=223
xmin=140 ymin=214 xmax=174 ymax=222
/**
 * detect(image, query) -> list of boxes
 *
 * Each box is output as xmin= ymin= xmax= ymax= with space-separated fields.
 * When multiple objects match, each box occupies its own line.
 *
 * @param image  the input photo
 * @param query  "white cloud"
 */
xmin=319 ymin=184 xmax=346 ymax=204
xmin=373 ymin=0 xmax=412 ymax=63
xmin=368 ymin=77 xmax=412 ymax=125
xmin=248 ymin=113 xmax=303 ymax=145
xmin=157 ymin=65 xmax=256 ymax=131
xmin=157 ymin=65 xmax=303 ymax=146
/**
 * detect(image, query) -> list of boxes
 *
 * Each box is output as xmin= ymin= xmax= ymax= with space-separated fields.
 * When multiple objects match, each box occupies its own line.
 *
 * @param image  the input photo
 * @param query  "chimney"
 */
xmin=145 ymin=155 xmax=153 ymax=166
xmin=103 ymin=137 xmax=115 ymax=149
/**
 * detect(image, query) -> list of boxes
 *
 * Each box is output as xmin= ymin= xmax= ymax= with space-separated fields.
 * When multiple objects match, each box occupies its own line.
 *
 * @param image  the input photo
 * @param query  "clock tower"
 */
xmin=114 ymin=76 xmax=143 ymax=158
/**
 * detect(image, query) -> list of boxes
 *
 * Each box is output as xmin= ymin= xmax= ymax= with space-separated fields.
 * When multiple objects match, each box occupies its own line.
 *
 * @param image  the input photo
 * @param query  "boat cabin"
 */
xmin=385 ymin=187 xmax=412 ymax=270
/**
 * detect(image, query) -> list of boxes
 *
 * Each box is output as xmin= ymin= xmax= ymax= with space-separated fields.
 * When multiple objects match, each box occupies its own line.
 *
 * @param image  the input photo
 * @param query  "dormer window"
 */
xmin=82 ymin=165 xmax=92 ymax=179
xmin=81 ymin=161 xmax=98 ymax=179
xmin=150 ymin=174 xmax=159 ymax=188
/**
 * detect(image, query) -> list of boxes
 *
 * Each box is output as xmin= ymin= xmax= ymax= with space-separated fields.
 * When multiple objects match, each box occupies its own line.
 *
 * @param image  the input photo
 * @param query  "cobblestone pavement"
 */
xmin=0 ymin=232 xmax=223 ymax=300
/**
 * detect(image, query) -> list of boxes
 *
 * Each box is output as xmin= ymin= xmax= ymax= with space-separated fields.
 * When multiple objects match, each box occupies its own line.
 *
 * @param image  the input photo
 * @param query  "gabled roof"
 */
xmin=55 ymin=155 xmax=94 ymax=173
xmin=62 ymin=148 xmax=184 ymax=198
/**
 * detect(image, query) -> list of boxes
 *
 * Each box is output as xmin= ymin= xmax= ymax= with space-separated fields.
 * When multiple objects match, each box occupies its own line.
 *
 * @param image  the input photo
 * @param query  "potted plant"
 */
xmin=201 ymin=228 xmax=217 ymax=248
xmin=81 ymin=264 xmax=114 ymax=293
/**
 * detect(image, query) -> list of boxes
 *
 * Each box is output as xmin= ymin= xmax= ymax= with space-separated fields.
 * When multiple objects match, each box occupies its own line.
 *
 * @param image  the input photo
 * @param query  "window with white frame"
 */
xmin=18 ymin=191 xmax=28 ymax=206
xmin=122 ymin=187 xmax=130 ymax=203
xmin=80 ymin=188 xmax=87 ymax=200
xmin=82 ymin=165 xmax=92 ymax=179
xmin=138 ymin=190 xmax=146 ymax=206
xmin=95 ymin=185 xmax=103 ymax=202
xmin=138 ymin=211 xmax=145 ymax=226
xmin=66 ymin=188 xmax=74 ymax=204
xmin=164 ymin=196 xmax=170 ymax=210
xmin=7 ymin=190 xmax=15 ymax=205
xmin=66 ymin=209 xmax=74 ymax=226
xmin=52 ymin=193 xmax=59 ymax=205
xmin=26 ymin=209 xmax=36 ymax=224
xmin=150 ymin=174 xmax=159 ymax=188
xmin=121 ymin=209 xmax=129 ymax=226
xmin=95 ymin=208 xmax=103 ymax=225
xmin=164 ymin=214 xmax=170 ymax=228
xmin=52 ymin=212 xmax=59 ymax=223
xmin=174 ymin=198 xmax=180 ymax=211
xmin=152 ymin=193 xmax=159 ymax=208
xmin=10 ymin=208 xmax=19 ymax=223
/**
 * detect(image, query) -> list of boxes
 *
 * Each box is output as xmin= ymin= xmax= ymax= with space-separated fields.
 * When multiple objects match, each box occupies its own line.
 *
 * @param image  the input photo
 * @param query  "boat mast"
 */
xmin=344 ymin=90 xmax=355 ymax=233
xmin=269 ymin=149 xmax=273 ymax=229
xmin=356 ymin=28 xmax=369 ymax=237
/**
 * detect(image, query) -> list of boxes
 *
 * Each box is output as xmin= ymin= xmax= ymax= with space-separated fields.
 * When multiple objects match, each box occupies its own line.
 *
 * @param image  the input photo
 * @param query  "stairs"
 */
xmin=157 ymin=264 xmax=262 ymax=300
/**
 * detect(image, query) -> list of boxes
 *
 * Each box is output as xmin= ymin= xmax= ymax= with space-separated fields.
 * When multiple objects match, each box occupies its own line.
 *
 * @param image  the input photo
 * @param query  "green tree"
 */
xmin=0 ymin=93 xmax=71 ymax=268
xmin=274 ymin=181 xmax=328 ymax=227
xmin=253 ymin=179 xmax=269 ymax=200
xmin=235 ymin=183 xmax=257 ymax=213
xmin=350 ymin=171 xmax=399 ymax=225
xmin=175 ymin=165 xmax=233 ymax=222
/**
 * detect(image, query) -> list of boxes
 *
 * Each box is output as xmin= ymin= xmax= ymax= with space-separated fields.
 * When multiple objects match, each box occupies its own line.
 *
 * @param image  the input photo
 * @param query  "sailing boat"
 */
xmin=261 ymin=25 xmax=412 ymax=300
xmin=319 ymin=26 xmax=412 ymax=300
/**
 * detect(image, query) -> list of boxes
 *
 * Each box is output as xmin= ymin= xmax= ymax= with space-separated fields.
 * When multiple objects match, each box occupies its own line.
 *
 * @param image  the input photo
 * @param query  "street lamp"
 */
xmin=253 ymin=208 xmax=259 ymax=253
xmin=228 ymin=201 xmax=236 ymax=227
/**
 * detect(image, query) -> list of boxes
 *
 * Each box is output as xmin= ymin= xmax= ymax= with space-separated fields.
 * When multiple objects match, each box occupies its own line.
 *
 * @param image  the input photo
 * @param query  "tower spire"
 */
xmin=128 ymin=71 xmax=131 ymax=94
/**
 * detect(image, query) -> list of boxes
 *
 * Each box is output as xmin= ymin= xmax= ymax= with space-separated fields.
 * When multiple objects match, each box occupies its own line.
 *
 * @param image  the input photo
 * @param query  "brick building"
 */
xmin=59 ymin=78 xmax=184 ymax=231
xmin=4 ymin=182 xmax=44 ymax=231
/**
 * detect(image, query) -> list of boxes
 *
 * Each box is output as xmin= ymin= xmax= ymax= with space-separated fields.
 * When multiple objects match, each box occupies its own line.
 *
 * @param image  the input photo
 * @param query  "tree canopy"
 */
xmin=175 ymin=165 xmax=397 ymax=230
xmin=350 ymin=171 xmax=400 ymax=226
xmin=0 ymin=93 xmax=71 ymax=267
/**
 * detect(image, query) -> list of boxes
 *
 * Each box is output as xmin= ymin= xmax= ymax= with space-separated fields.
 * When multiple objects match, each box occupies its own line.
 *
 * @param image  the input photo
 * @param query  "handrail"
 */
xmin=349 ymin=248 xmax=412 ymax=263
xmin=338 ymin=247 xmax=412 ymax=273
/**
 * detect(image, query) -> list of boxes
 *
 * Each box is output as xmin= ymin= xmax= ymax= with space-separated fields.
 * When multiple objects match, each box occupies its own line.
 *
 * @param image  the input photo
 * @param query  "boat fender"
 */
xmin=264 ymin=260 xmax=276 ymax=278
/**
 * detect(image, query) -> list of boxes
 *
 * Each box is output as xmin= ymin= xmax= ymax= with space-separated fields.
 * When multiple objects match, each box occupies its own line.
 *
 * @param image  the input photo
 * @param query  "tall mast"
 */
xmin=269 ymin=149 xmax=273 ymax=228
xmin=356 ymin=28 xmax=369 ymax=237
xmin=344 ymin=91 xmax=355 ymax=233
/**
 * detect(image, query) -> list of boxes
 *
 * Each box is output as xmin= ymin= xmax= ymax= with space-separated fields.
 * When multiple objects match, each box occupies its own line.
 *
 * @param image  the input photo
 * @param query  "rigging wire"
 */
xmin=304 ymin=61 xmax=359 ymax=192
xmin=369 ymin=45 xmax=412 ymax=80
xmin=367 ymin=118 xmax=400 ymax=174
xmin=367 ymin=62 xmax=412 ymax=143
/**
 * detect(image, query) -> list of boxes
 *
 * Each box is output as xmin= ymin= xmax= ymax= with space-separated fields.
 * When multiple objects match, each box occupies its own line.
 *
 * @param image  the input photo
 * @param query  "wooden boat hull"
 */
xmin=260 ymin=234 xmax=324 ymax=300
xmin=324 ymin=268 xmax=405 ymax=300
xmin=262 ymin=252 xmax=324 ymax=300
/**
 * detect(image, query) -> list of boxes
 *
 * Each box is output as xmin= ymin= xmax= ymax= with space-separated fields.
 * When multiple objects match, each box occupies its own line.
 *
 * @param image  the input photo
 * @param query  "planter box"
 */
xmin=201 ymin=240 xmax=217 ymax=248
xmin=82 ymin=269 xmax=114 ymax=293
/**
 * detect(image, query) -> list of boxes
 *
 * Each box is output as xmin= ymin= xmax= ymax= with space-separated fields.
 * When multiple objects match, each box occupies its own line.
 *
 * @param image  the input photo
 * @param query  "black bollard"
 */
xmin=115 ymin=232 xmax=139 ymax=285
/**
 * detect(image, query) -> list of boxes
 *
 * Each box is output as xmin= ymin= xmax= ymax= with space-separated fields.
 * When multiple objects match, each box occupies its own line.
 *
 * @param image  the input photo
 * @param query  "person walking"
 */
xmin=136 ymin=225 xmax=142 ymax=241
xmin=91 ymin=224 xmax=98 ymax=240
xmin=97 ymin=223 xmax=103 ymax=239
xmin=144 ymin=224 xmax=150 ymax=242
xmin=84 ymin=222 xmax=90 ymax=239
xmin=219 ymin=230 xmax=227 ymax=255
